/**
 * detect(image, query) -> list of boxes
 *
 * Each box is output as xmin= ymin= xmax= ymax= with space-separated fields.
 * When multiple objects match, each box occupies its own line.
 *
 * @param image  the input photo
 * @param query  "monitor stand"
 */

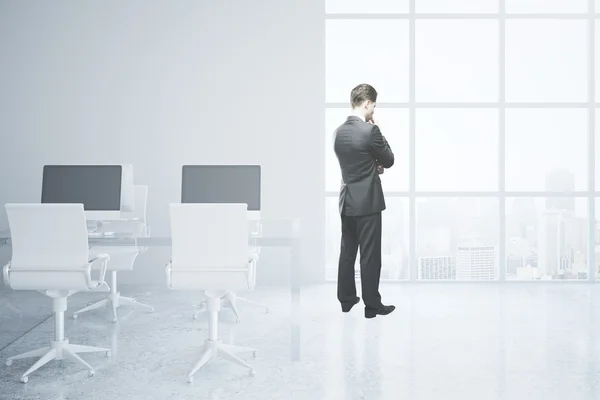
xmin=85 ymin=211 xmax=121 ymax=232
xmin=248 ymin=211 xmax=261 ymax=236
xmin=86 ymin=220 xmax=104 ymax=233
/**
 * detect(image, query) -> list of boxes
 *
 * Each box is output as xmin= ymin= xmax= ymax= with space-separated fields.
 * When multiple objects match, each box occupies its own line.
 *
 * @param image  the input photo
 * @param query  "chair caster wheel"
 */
xmin=72 ymin=314 xmax=78 ymax=320
xmin=112 ymin=318 xmax=118 ymax=323
xmin=187 ymin=376 xmax=193 ymax=383
xmin=265 ymin=309 xmax=270 ymax=314
xmin=6 ymin=359 xmax=13 ymax=366
xmin=88 ymin=370 xmax=95 ymax=377
xmin=252 ymin=351 xmax=257 ymax=358
xmin=105 ymin=351 xmax=111 ymax=357
xmin=20 ymin=376 xmax=28 ymax=383
xmin=249 ymin=370 xmax=255 ymax=377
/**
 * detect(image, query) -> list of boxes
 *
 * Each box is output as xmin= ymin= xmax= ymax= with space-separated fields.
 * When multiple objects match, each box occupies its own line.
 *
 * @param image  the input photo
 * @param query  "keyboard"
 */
xmin=88 ymin=232 xmax=115 ymax=238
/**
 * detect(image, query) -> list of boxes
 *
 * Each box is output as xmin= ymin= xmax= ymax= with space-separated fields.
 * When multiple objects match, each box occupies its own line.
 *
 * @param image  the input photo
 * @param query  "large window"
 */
xmin=325 ymin=0 xmax=598 ymax=281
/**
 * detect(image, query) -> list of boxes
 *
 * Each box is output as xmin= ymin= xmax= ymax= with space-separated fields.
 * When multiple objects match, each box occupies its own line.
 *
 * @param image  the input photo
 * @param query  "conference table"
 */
xmin=0 ymin=218 xmax=303 ymax=361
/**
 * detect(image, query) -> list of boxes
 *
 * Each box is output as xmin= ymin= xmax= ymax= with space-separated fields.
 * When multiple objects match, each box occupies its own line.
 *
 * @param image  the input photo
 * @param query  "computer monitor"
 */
xmin=120 ymin=164 xmax=135 ymax=213
xmin=41 ymin=164 xmax=135 ymax=220
xmin=181 ymin=165 xmax=261 ymax=219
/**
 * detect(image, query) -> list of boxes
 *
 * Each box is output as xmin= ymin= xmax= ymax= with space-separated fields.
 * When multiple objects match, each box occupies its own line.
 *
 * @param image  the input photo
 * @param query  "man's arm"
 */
xmin=369 ymin=124 xmax=394 ymax=168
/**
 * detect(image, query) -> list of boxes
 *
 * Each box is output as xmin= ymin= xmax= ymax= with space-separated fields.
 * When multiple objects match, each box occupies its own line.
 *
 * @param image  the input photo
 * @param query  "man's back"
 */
xmin=334 ymin=116 xmax=394 ymax=216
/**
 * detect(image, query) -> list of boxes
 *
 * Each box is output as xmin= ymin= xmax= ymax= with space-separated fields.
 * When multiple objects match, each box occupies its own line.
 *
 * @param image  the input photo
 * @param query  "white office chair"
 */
xmin=167 ymin=203 xmax=259 ymax=383
xmin=3 ymin=204 xmax=111 ymax=383
xmin=193 ymin=218 xmax=269 ymax=322
xmin=73 ymin=185 xmax=154 ymax=322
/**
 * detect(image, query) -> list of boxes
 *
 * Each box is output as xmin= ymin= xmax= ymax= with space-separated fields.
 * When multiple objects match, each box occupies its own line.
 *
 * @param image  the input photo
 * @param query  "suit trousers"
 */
xmin=337 ymin=211 xmax=383 ymax=310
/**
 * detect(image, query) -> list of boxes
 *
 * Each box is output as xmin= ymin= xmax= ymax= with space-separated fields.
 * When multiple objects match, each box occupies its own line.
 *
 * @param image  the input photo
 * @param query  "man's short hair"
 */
xmin=350 ymin=84 xmax=377 ymax=108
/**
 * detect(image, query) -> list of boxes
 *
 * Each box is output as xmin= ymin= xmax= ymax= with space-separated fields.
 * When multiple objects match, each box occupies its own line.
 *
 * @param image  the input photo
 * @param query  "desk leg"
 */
xmin=290 ymin=238 xmax=301 ymax=362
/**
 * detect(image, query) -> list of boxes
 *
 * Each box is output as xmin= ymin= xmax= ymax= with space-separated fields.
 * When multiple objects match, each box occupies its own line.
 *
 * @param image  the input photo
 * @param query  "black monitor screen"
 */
xmin=41 ymin=165 xmax=122 ymax=211
xmin=181 ymin=165 xmax=261 ymax=211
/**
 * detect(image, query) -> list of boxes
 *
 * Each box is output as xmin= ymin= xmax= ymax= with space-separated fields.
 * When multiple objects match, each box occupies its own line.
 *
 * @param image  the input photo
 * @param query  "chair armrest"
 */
xmin=3 ymin=261 xmax=10 ymax=287
xmin=88 ymin=253 xmax=111 ymax=288
xmin=139 ymin=223 xmax=149 ymax=252
xmin=165 ymin=260 xmax=172 ymax=288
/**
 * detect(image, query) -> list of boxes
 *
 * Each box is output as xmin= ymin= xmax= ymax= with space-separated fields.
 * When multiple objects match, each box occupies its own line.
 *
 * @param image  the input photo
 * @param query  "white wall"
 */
xmin=0 ymin=0 xmax=325 ymax=285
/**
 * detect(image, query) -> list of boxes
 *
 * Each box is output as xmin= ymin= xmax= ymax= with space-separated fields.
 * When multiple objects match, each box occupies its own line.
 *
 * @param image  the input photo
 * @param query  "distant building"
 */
xmin=538 ymin=209 xmax=586 ymax=278
xmin=457 ymin=245 xmax=496 ymax=280
xmin=516 ymin=265 xmax=540 ymax=280
xmin=525 ymin=254 xmax=538 ymax=268
xmin=545 ymin=169 xmax=575 ymax=211
xmin=419 ymin=256 xmax=456 ymax=280
xmin=506 ymin=255 xmax=524 ymax=276
xmin=538 ymin=210 xmax=563 ymax=278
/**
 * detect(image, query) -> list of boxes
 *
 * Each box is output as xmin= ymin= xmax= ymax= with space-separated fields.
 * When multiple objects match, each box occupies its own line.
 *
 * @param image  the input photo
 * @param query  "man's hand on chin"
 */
xmin=377 ymin=164 xmax=384 ymax=174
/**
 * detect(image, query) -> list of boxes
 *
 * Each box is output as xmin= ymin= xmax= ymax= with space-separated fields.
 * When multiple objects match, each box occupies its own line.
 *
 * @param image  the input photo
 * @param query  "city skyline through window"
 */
xmin=325 ymin=0 xmax=598 ymax=282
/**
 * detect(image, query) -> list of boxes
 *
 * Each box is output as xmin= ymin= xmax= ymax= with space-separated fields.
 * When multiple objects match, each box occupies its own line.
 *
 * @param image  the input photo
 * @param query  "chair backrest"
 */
xmin=169 ymin=203 xmax=249 ymax=269
xmin=121 ymin=185 xmax=147 ymax=222
xmin=6 ymin=203 xmax=90 ymax=269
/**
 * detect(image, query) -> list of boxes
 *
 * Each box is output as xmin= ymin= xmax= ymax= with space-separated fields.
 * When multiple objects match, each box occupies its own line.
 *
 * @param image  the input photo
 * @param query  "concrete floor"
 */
xmin=1 ymin=283 xmax=600 ymax=399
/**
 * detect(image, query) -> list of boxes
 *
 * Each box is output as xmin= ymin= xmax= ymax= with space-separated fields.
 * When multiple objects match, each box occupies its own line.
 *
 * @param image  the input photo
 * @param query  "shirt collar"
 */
xmin=350 ymin=110 xmax=365 ymax=122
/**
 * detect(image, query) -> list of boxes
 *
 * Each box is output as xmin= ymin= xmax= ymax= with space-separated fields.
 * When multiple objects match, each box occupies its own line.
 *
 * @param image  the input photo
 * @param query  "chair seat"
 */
xmin=8 ymin=270 xmax=109 ymax=292
xmin=169 ymin=256 xmax=256 ymax=291
xmin=89 ymin=247 xmax=139 ymax=271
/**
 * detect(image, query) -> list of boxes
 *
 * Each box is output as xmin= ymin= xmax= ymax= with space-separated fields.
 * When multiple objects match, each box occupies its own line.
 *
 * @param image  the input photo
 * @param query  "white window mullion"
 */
xmin=409 ymin=0 xmax=417 ymax=281
xmin=498 ymin=0 xmax=506 ymax=281
xmin=588 ymin=0 xmax=596 ymax=282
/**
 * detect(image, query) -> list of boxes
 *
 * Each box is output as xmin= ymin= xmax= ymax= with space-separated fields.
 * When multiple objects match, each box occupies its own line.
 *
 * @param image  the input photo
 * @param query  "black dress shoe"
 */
xmin=341 ymin=296 xmax=360 ymax=313
xmin=365 ymin=305 xmax=395 ymax=319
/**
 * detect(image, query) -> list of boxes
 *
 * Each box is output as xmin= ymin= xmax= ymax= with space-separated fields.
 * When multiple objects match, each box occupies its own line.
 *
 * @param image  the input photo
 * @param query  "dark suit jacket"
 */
xmin=333 ymin=116 xmax=395 ymax=216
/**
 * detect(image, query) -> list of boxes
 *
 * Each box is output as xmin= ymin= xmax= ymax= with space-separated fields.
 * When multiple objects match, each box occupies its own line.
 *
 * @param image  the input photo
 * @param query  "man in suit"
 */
xmin=333 ymin=83 xmax=396 ymax=319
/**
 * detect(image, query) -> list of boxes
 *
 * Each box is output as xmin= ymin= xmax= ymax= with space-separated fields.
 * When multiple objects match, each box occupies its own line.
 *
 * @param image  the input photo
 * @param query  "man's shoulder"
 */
xmin=337 ymin=118 xmax=374 ymax=133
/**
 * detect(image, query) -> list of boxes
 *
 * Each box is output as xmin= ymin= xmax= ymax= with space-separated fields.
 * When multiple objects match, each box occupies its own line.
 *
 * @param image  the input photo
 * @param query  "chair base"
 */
xmin=73 ymin=292 xmax=154 ymax=323
xmin=6 ymin=339 xmax=110 ymax=383
xmin=187 ymin=339 xmax=257 ymax=383
xmin=193 ymin=292 xmax=269 ymax=322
